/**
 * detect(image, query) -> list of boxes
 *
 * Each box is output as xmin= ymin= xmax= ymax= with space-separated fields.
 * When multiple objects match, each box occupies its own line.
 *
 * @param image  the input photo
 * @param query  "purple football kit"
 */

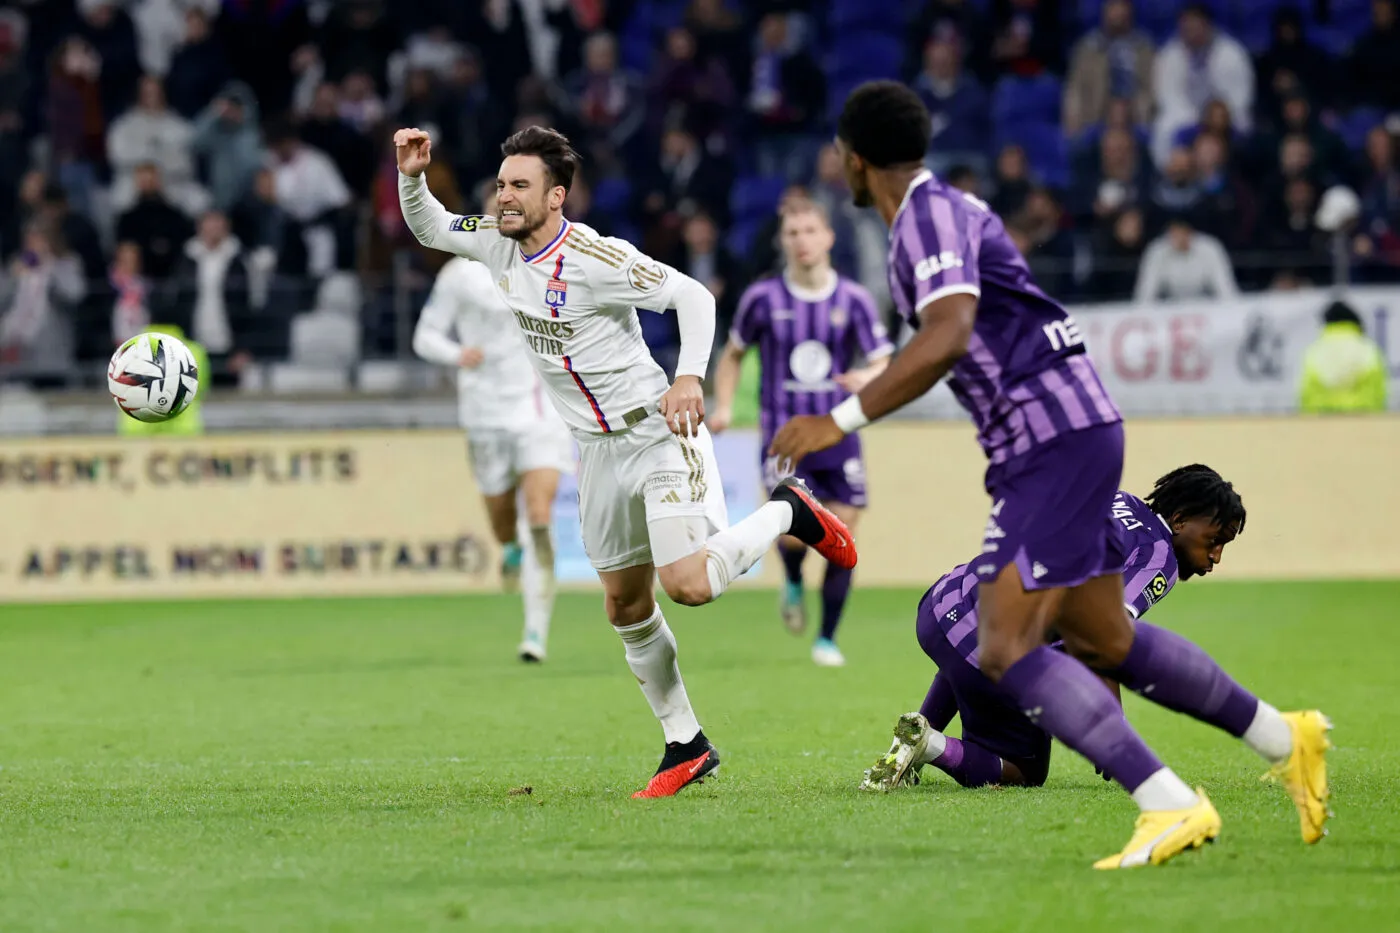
xmin=732 ymin=273 xmax=893 ymax=507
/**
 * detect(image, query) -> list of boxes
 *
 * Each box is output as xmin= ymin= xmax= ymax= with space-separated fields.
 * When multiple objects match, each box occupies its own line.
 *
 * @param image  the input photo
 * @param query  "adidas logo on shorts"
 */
xmin=661 ymin=490 xmax=682 ymax=504
xmin=1031 ymin=561 xmax=1048 ymax=580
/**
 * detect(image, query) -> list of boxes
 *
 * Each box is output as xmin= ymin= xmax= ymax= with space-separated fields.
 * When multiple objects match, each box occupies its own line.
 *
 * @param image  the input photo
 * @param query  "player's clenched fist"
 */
xmin=659 ymin=374 xmax=705 ymax=437
xmin=394 ymin=127 xmax=432 ymax=177
xmin=769 ymin=413 xmax=844 ymax=466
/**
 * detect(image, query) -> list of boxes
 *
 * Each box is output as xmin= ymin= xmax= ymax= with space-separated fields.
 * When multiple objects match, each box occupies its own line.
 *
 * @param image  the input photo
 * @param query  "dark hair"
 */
xmin=837 ymin=81 xmax=931 ymax=168
xmin=1145 ymin=465 xmax=1246 ymax=535
xmin=1323 ymin=300 xmax=1363 ymax=328
xmin=500 ymin=125 xmax=581 ymax=193
xmin=1180 ymin=2 xmax=1213 ymax=22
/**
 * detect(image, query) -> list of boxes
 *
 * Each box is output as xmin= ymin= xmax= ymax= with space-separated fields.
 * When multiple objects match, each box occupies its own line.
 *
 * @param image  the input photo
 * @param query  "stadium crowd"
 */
xmin=0 ymin=0 xmax=1398 ymax=386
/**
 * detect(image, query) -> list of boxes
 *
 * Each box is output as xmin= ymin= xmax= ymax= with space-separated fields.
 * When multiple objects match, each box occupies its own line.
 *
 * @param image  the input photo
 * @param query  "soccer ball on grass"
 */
xmin=107 ymin=332 xmax=199 ymax=423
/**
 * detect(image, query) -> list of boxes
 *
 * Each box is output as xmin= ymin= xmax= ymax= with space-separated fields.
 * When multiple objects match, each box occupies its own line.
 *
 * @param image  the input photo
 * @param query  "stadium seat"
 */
xmin=591 ymin=177 xmax=632 ymax=217
xmin=997 ymin=123 xmax=1070 ymax=189
xmin=829 ymin=0 xmax=902 ymax=36
xmin=730 ymin=175 xmax=788 ymax=223
xmin=992 ymin=75 xmax=1063 ymax=130
xmin=825 ymin=33 xmax=904 ymax=84
xmin=725 ymin=217 xmax=765 ymax=258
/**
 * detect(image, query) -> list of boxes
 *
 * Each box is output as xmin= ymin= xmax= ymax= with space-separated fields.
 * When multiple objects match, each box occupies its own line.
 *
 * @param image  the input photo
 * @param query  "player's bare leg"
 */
xmin=516 ymin=468 xmax=560 ymax=662
xmin=811 ymin=500 xmax=859 ymax=666
xmin=600 ymin=562 xmax=719 ymax=798
xmin=977 ymin=565 xmax=1220 ymax=869
xmin=1058 ymin=578 xmax=1332 ymax=844
xmin=482 ymin=489 xmax=523 ymax=593
xmin=777 ymin=535 xmax=808 ymax=635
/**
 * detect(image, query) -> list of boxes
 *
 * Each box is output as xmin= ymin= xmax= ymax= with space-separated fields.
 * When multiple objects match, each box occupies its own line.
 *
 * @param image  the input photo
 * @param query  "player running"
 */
xmin=711 ymin=198 xmax=892 ymax=667
xmin=770 ymin=82 xmax=1330 ymax=868
xmin=412 ymin=181 xmax=573 ymax=663
xmin=860 ymin=465 xmax=1249 ymax=791
xmin=396 ymin=125 xmax=856 ymax=798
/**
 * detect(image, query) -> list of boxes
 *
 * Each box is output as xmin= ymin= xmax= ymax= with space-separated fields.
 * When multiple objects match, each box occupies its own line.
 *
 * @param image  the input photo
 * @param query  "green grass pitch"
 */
xmin=0 ymin=581 xmax=1395 ymax=931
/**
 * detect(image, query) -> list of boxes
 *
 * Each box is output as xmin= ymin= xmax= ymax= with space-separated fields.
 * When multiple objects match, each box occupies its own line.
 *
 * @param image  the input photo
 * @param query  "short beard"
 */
xmin=497 ymin=210 xmax=546 ymax=242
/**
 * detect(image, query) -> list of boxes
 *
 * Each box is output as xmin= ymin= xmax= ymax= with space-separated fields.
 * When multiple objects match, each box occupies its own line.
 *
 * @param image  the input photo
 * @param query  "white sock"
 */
xmin=918 ymin=729 xmax=947 ymax=765
xmin=615 ymin=607 xmax=701 ymax=744
xmin=1242 ymin=701 xmax=1293 ymax=763
xmin=703 ymin=501 xmax=793 ymax=597
xmin=1131 ymin=768 xmax=1200 ymax=812
xmin=520 ymin=526 xmax=555 ymax=648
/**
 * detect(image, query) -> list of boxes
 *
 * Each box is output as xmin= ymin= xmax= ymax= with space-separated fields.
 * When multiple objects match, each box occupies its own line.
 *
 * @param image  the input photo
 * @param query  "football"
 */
xmin=107 ymin=332 xmax=200 ymax=423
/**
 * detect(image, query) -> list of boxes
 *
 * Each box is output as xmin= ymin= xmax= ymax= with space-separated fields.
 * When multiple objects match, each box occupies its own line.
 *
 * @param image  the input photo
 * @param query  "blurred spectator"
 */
xmin=318 ymin=0 xmax=400 ymax=92
xmin=1152 ymin=4 xmax=1254 ymax=167
xmin=989 ymin=0 xmax=1063 ymax=79
xmin=38 ymin=183 xmax=106 ymax=289
xmin=0 ymin=223 xmax=83 ymax=372
xmin=1089 ymin=206 xmax=1146 ymax=300
xmin=563 ymin=33 xmax=646 ymax=170
xmin=914 ymin=36 xmax=991 ymax=175
xmin=0 ymin=12 xmax=27 ymax=225
xmin=231 ymin=167 xmax=305 ymax=276
xmin=744 ymin=13 xmax=824 ymax=181
xmin=338 ymin=70 xmax=386 ymax=136
xmin=192 ymin=82 xmax=264 ymax=211
xmin=907 ymin=0 xmax=990 ymax=82
xmin=108 ymin=74 xmax=204 ymax=215
xmin=266 ymin=122 xmax=351 ymax=276
xmin=1134 ymin=215 xmax=1239 ymax=302
xmin=1260 ymin=176 xmax=1332 ymax=285
xmin=115 ymin=163 xmax=195 ymax=281
xmin=367 ymin=132 xmax=462 ymax=276
xmin=108 ymin=241 xmax=150 ymax=345
xmin=944 ymin=164 xmax=983 ymax=195
xmin=1010 ymin=186 xmax=1074 ymax=298
xmin=1255 ymin=6 xmax=1334 ymax=122
xmin=394 ymin=69 xmax=449 ymax=142
xmin=990 ymin=143 xmax=1032 ymax=217
xmin=1172 ymin=98 xmax=1241 ymax=151
xmin=165 ymin=7 xmax=230 ymax=120
xmin=1349 ymin=0 xmax=1400 ymax=112
xmin=161 ymin=210 xmax=255 ymax=379
xmin=1148 ymin=147 xmax=1203 ymax=228
xmin=1353 ymin=126 xmax=1400 ymax=281
xmin=76 ymin=0 xmax=142 ymax=121
xmin=677 ymin=211 xmax=739 ymax=331
xmin=442 ymin=49 xmax=508 ymax=190
xmin=810 ymin=142 xmax=889 ymax=303
xmin=649 ymin=27 xmax=735 ymax=146
xmin=302 ymin=82 xmax=375 ymax=197
xmin=646 ymin=125 xmax=732 ymax=226
xmin=1272 ymin=92 xmax=1348 ymax=183
xmin=2 ymin=169 xmax=48 ymax=261
xmin=1299 ymin=300 xmax=1389 ymax=413
xmin=403 ymin=26 xmax=464 ymax=79
xmin=685 ymin=0 xmax=746 ymax=76
xmin=1192 ymin=132 xmax=1257 ymax=249
xmin=470 ymin=0 xmax=534 ymax=96
xmin=216 ymin=0 xmax=312 ymax=119
xmin=47 ymin=37 xmax=106 ymax=218
xmin=1063 ymin=0 xmax=1155 ymax=136
xmin=131 ymin=0 xmax=219 ymax=77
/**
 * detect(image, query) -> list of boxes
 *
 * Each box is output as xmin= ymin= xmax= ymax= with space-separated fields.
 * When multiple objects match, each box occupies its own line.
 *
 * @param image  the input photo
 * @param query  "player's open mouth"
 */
xmin=501 ymin=210 xmax=523 ymax=218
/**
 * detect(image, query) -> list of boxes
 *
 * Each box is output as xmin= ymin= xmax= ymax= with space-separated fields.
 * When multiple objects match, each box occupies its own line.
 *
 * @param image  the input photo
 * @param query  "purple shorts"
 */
xmin=765 ymin=433 xmax=867 ymax=508
xmin=915 ymin=587 xmax=1052 ymax=776
xmin=974 ymin=422 xmax=1126 ymax=589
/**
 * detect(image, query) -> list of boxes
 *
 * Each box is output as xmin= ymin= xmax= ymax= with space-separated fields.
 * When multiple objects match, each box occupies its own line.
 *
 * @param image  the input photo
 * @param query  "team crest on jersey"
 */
xmin=545 ymin=277 xmax=568 ymax=309
xmin=830 ymin=306 xmax=847 ymax=328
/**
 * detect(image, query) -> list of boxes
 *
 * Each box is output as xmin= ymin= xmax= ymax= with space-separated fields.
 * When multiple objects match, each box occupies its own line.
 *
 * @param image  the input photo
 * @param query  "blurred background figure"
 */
xmin=1299 ymin=300 xmax=1389 ymax=413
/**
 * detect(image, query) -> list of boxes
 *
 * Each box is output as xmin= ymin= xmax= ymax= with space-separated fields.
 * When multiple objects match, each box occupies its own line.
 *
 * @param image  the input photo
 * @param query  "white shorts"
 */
xmin=574 ymin=414 xmax=729 ymax=572
xmin=466 ymin=416 xmax=575 ymax=498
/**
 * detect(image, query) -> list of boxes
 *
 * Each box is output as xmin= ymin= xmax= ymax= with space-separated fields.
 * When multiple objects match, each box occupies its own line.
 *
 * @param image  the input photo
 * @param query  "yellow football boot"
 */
xmin=1264 ymin=710 xmax=1334 ymax=844
xmin=1093 ymin=788 xmax=1221 ymax=870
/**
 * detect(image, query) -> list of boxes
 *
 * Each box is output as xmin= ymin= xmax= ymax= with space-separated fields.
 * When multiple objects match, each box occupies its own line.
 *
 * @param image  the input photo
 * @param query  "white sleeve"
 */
xmin=399 ymin=172 xmax=499 ymax=262
xmin=670 ymin=274 xmax=717 ymax=380
xmin=412 ymin=263 xmax=465 ymax=367
xmin=1133 ymin=240 xmax=1164 ymax=304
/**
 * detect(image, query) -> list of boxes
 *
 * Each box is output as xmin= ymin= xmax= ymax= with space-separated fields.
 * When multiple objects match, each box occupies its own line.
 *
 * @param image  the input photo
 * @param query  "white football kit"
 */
xmin=413 ymin=257 xmax=573 ymax=497
xmin=400 ymin=173 xmax=727 ymax=571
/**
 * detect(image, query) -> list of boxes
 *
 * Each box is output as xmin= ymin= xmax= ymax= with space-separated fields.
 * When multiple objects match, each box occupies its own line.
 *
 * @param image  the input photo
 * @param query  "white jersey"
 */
xmin=412 ymin=257 xmax=551 ymax=431
xmin=400 ymin=173 xmax=685 ymax=436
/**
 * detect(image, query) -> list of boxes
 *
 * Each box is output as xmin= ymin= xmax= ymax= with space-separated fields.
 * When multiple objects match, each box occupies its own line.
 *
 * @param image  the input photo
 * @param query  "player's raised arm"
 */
xmin=395 ymin=127 xmax=495 ymax=262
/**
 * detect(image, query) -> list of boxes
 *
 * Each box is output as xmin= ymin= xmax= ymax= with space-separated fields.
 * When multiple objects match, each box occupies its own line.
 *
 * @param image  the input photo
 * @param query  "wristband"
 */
xmin=830 ymin=396 xmax=870 ymax=433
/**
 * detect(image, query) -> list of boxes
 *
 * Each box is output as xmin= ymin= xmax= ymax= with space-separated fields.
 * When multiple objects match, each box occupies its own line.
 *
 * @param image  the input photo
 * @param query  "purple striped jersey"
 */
xmin=887 ymin=171 xmax=1121 ymax=464
xmin=731 ymin=272 xmax=894 ymax=449
xmin=930 ymin=491 xmax=1177 ymax=667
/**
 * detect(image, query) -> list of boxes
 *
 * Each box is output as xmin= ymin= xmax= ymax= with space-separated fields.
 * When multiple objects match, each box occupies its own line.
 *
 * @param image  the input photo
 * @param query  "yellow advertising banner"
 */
xmin=0 ymin=431 xmax=497 ymax=601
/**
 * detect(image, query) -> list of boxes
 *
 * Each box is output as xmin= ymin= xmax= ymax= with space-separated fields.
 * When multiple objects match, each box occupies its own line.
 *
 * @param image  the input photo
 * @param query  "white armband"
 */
xmin=830 ymin=396 xmax=870 ymax=433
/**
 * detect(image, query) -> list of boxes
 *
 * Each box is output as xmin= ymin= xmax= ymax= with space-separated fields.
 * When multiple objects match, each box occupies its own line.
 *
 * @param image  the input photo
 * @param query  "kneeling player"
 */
xmin=863 ymin=467 xmax=1331 ymax=843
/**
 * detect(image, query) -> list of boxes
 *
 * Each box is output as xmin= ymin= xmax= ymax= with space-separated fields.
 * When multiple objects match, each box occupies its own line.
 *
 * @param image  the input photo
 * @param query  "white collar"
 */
xmin=889 ymin=169 xmax=933 ymax=241
xmin=782 ymin=268 xmax=838 ymax=303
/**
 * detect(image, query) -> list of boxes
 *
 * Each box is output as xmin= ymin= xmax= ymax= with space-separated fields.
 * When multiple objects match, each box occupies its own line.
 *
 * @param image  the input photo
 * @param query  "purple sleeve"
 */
xmin=848 ymin=284 xmax=894 ymax=358
xmin=730 ymin=283 xmax=767 ymax=349
xmin=896 ymin=194 xmax=985 ymax=319
xmin=1123 ymin=540 xmax=1175 ymax=618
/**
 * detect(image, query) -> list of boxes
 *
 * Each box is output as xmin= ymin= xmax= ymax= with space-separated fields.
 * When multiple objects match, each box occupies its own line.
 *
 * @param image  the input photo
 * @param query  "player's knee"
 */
xmin=659 ymin=573 xmax=711 ymax=607
xmin=976 ymin=641 xmax=1025 ymax=684
xmin=604 ymin=591 xmax=654 ymax=626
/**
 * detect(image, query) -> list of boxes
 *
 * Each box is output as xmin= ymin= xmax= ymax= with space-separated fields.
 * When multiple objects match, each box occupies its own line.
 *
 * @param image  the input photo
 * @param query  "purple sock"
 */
xmin=998 ymin=645 xmax=1164 ymax=793
xmin=819 ymin=565 xmax=852 ymax=641
xmin=932 ymin=736 xmax=1005 ymax=788
xmin=779 ymin=544 xmax=805 ymax=585
xmin=1106 ymin=621 xmax=1260 ymax=738
xmin=919 ymin=672 xmax=958 ymax=732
